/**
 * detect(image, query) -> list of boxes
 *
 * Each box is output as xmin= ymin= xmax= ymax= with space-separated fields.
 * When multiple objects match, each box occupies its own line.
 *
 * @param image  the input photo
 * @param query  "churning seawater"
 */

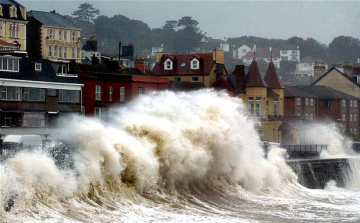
xmin=1 ymin=90 xmax=359 ymax=223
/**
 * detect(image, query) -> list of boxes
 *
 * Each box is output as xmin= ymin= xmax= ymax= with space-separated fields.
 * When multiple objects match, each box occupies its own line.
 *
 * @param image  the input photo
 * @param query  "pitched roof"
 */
xmin=245 ymin=58 xmax=268 ymax=87
xmin=0 ymin=57 xmax=81 ymax=85
xmin=312 ymin=67 xmax=360 ymax=87
xmin=169 ymin=81 xmax=206 ymax=92
xmin=27 ymin=11 xmax=79 ymax=29
xmin=285 ymin=85 xmax=360 ymax=100
xmin=152 ymin=53 xmax=214 ymax=76
xmin=300 ymin=56 xmax=319 ymax=63
xmin=0 ymin=0 xmax=26 ymax=21
xmin=264 ymin=59 xmax=284 ymax=89
xmin=243 ymin=48 xmax=280 ymax=58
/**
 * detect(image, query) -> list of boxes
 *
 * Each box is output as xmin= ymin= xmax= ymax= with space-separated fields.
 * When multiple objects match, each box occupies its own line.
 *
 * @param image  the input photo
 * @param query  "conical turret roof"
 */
xmin=245 ymin=58 xmax=268 ymax=87
xmin=264 ymin=59 xmax=284 ymax=89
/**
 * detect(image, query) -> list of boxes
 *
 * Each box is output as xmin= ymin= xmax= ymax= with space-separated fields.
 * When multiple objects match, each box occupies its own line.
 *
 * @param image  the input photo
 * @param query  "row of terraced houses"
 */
xmin=1 ymin=0 xmax=360 ymax=143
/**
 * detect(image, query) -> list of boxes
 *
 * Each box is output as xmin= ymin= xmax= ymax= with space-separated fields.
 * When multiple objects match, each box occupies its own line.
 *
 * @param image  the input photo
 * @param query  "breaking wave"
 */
xmin=1 ymin=90 xmax=359 ymax=222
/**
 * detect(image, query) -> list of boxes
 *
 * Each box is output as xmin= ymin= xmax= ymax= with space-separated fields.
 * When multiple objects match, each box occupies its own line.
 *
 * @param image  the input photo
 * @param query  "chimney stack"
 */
xmin=134 ymin=59 xmax=146 ymax=73
xmin=233 ymin=65 xmax=246 ymax=93
xmin=313 ymin=61 xmax=326 ymax=82
xmin=50 ymin=10 xmax=56 ymax=13
xmin=343 ymin=62 xmax=353 ymax=78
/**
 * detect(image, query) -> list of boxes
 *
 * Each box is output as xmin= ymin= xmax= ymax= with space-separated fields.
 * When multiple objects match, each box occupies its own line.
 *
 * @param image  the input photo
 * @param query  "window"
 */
xmin=138 ymin=87 xmax=145 ymax=95
xmin=59 ymin=90 xmax=80 ymax=103
xmin=120 ymin=87 xmax=125 ymax=102
xmin=23 ymin=88 xmax=45 ymax=101
xmin=343 ymin=113 xmax=346 ymax=121
xmin=310 ymin=113 xmax=314 ymax=120
xmin=94 ymin=107 xmax=106 ymax=120
xmin=305 ymin=98 xmax=308 ymax=106
xmin=281 ymin=56 xmax=288 ymax=61
xmin=281 ymin=50 xmax=287 ymax=54
xmin=109 ymin=86 xmax=113 ymax=101
xmin=4 ymin=114 xmax=12 ymax=127
xmin=35 ymin=63 xmax=42 ymax=71
xmin=54 ymin=46 xmax=58 ymax=57
xmin=59 ymin=47 xmax=62 ymax=58
xmin=248 ymin=97 xmax=254 ymax=116
xmin=71 ymin=48 xmax=75 ymax=59
xmin=9 ymin=5 xmax=17 ymax=18
xmin=324 ymin=99 xmax=330 ymax=108
xmin=77 ymin=48 xmax=80 ymax=59
xmin=355 ymin=114 xmax=357 ymax=122
xmin=296 ymin=97 xmax=301 ymax=106
xmin=256 ymin=97 xmax=261 ymax=117
xmin=0 ymin=5 xmax=3 ymax=17
xmin=191 ymin=77 xmax=199 ymax=82
xmin=297 ymin=112 xmax=301 ymax=116
xmin=350 ymin=128 xmax=353 ymax=134
xmin=0 ymin=86 xmax=21 ymax=100
xmin=47 ymin=89 xmax=56 ymax=96
xmin=71 ymin=31 xmax=76 ymax=41
xmin=164 ymin=59 xmax=173 ymax=70
xmin=191 ymin=58 xmax=199 ymax=69
xmin=350 ymin=114 xmax=353 ymax=122
xmin=0 ymin=57 xmax=19 ymax=71
xmin=174 ymin=77 xmax=181 ymax=81
xmin=350 ymin=100 xmax=353 ymax=108
xmin=58 ymin=30 xmax=62 ymax=40
xmin=355 ymin=128 xmax=357 ymax=135
xmin=95 ymin=85 xmax=101 ymax=100
xmin=355 ymin=101 xmax=358 ymax=108
xmin=273 ymin=99 xmax=278 ymax=116
xmin=57 ymin=64 xmax=68 ymax=75
xmin=64 ymin=47 xmax=67 ymax=58
xmin=64 ymin=30 xmax=67 ymax=40
xmin=310 ymin=98 xmax=314 ymax=107
xmin=342 ymin=99 xmax=346 ymax=108
xmin=48 ymin=46 xmax=52 ymax=57
xmin=23 ymin=113 xmax=45 ymax=127
xmin=49 ymin=29 xmax=54 ymax=39
xmin=242 ymin=49 xmax=247 ymax=53
xmin=305 ymin=113 xmax=308 ymax=120
xmin=9 ymin=23 xmax=18 ymax=38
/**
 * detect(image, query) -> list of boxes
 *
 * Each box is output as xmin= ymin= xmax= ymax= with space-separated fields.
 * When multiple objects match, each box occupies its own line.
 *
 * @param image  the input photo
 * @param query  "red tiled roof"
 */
xmin=264 ymin=59 xmax=285 ymax=89
xmin=245 ymin=58 xmax=268 ymax=88
xmin=243 ymin=48 xmax=280 ymax=58
xmin=0 ymin=39 xmax=15 ymax=46
xmin=152 ymin=53 xmax=214 ymax=76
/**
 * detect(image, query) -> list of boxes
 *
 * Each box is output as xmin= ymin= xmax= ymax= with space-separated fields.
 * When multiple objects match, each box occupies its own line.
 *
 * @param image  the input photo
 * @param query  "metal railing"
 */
xmin=281 ymin=144 xmax=327 ymax=158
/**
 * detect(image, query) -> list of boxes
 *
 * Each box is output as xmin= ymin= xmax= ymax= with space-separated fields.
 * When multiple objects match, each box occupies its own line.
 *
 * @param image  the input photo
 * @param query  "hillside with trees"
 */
xmin=68 ymin=3 xmax=360 ymax=68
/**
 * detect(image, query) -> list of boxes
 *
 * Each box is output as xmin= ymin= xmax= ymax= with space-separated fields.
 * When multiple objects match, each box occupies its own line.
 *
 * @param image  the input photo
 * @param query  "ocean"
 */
xmin=1 ymin=90 xmax=359 ymax=222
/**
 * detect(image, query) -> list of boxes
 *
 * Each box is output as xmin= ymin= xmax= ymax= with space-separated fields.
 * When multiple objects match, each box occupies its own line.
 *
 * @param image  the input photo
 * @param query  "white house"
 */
xmin=280 ymin=46 xmax=300 ymax=62
xmin=295 ymin=56 xmax=328 ymax=77
xmin=233 ymin=45 xmax=251 ymax=60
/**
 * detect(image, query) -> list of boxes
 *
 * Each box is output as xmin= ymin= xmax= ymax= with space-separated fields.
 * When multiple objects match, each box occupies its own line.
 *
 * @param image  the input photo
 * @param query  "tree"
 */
xmin=174 ymin=16 xmax=205 ymax=53
xmin=72 ymin=3 xmax=100 ymax=23
xmin=327 ymin=36 xmax=360 ymax=64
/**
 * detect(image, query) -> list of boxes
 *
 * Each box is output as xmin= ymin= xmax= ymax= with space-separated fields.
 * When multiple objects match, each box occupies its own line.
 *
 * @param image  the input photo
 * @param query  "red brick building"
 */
xmin=77 ymin=62 xmax=169 ymax=120
xmin=284 ymin=85 xmax=360 ymax=140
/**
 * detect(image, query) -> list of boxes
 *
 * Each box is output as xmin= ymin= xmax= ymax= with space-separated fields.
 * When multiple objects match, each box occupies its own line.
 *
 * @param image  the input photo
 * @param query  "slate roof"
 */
xmin=285 ymin=85 xmax=360 ymax=100
xmin=169 ymin=81 xmax=206 ymax=92
xmin=152 ymin=53 xmax=214 ymax=76
xmin=264 ymin=59 xmax=284 ymax=89
xmin=27 ymin=11 xmax=79 ymax=29
xmin=0 ymin=0 xmax=26 ymax=21
xmin=300 ymin=56 xmax=319 ymax=63
xmin=0 ymin=57 xmax=81 ymax=85
xmin=245 ymin=58 xmax=268 ymax=87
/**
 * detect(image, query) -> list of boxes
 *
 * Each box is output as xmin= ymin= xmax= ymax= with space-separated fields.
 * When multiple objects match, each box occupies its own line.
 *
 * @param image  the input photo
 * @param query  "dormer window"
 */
xmin=9 ymin=5 xmax=17 ymax=18
xmin=35 ymin=63 xmax=42 ymax=71
xmin=0 ymin=5 xmax=3 ymax=17
xmin=191 ymin=58 xmax=199 ymax=70
xmin=0 ymin=56 xmax=19 ymax=72
xmin=164 ymin=58 xmax=173 ymax=70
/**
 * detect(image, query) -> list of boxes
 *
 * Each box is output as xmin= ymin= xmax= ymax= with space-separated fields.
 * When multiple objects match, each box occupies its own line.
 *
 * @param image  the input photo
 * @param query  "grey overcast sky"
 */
xmin=23 ymin=0 xmax=360 ymax=45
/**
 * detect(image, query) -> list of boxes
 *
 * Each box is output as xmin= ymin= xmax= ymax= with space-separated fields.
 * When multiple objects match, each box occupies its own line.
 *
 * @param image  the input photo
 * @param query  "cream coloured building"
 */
xmin=27 ymin=10 xmax=81 ymax=62
xmin=0 ymin=0 xmax=28 ymax=50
